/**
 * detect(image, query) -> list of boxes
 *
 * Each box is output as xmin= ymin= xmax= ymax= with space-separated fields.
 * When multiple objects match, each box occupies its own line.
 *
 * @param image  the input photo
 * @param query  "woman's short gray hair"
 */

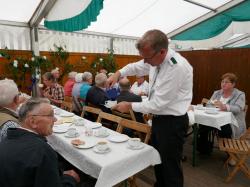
xmin=82 ymin=72 xmax=92 ymax=82
xmin=18 ymin=97 xmax=50 ymax=122
xmin=68 ymin=71 xmax=77 ymax=79
xmin=75 ymin=73 xmax=83 ymax=83
xmin=0 ymin=79 xmax=19 ymax=106
xmin=95 ymin=73 xmax=107 ymax=87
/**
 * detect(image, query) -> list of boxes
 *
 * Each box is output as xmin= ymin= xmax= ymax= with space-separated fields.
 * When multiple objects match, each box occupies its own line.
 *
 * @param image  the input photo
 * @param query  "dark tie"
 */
xmin=148 ymin=66 xmax=160 ymax=100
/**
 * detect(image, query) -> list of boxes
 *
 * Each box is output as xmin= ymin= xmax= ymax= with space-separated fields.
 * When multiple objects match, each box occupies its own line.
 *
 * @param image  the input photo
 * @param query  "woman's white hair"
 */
xmin=0 ymin=79 xmax=19 ymax=106
xmin=68 ymin=71 xmax=77 ymax=79
xmin=95 ymin=73 xmax=107 ymax=87
xmin=82 ymin=72 xmax=92 ymax=82
xmin=75 ymin=73 xmax=83 ymax=83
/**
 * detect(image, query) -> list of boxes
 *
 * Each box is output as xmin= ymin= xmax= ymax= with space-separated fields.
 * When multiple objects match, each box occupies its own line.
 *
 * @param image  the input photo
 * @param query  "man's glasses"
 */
xmin=30 ymin=114 xmax=55 ymax=118
xmin=143 ymin=50 xmax=159 ymax=62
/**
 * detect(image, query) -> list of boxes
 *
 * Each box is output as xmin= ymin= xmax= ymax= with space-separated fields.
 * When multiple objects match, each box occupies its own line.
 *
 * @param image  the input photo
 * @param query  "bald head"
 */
xmin=119 ymin=78 xmax=131 ymax=91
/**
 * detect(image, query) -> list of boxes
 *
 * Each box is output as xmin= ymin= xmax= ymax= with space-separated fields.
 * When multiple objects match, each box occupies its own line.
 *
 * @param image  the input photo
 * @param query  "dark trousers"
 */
xmin=151 ymin=114 xmax=188 ymax=187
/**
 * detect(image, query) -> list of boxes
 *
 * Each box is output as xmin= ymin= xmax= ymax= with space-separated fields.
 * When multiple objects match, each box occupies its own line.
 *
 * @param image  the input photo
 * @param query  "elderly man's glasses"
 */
xmin=143 ymin=50 xmax=160 ymax=62
xmin=30 ymin=113 xmax=55 ymax=118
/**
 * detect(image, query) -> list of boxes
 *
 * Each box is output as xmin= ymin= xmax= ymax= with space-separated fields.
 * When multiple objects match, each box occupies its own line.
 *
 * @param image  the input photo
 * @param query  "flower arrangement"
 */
xmin=90 ymin=48 xmax=117 ymax=74
xmin=6 ymin=54 xmax=52 ymax=92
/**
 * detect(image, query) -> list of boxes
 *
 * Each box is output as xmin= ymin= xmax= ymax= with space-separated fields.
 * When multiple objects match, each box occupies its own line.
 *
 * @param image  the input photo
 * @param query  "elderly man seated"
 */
xmin=86 ymin=73 xmax=110 ymax=113
xmin=0 ymin=97 xmax=80 ymax=186
xmin=0 ymin=79 xmax=22 ymax=142
xmin=131 ymin=75 xmax=149 ymax=96
xmin=117 ymin=78 xmax=144 ymax=123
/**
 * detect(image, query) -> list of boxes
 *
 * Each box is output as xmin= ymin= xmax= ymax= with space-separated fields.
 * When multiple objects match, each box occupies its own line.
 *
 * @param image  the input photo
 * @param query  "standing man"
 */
xmin=108 ymin=29 xmax=193 ymax=187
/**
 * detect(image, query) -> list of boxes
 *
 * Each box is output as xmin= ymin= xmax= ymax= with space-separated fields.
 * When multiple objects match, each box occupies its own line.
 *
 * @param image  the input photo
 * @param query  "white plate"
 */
xmin=85 ymin=122 xmax=102 ymax=129
xmin=73 ymin=140 xmax=97 ymax=149
xmin=107 ymin=134 xmax=129 ymax=143
xmin=53 ymin=125 xmax=69 ymax=133
xmin=64 ymin=132 xmax=80 ymax=138
xmin=94 ymin=132 xmax=110 ymax=138
xmin=93 ymin=146 xmax=111 ymax=154
xmin=205 ymin=111 xmax=219 ymax=115
xmin=127 ymin=144 xmax=145 ymax=150
xmin=60 ymin=113 xmax=74 ymax=117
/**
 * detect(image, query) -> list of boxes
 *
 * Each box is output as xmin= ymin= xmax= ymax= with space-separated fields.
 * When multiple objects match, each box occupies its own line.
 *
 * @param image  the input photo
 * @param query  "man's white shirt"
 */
xmin=119 ymin=48 xmax=193 ymax=116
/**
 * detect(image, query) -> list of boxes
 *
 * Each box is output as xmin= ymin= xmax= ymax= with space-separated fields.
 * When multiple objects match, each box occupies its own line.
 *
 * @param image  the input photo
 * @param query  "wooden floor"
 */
xmin=116 ymin=136 xmax=250 ymax=187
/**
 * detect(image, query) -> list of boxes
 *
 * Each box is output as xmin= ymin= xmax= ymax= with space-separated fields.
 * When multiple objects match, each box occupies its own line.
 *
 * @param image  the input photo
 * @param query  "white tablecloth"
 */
xmin=48 ymin=107 xmax=161 ymax=187
xmin=194 ymin=107 xmax=238 ymax=129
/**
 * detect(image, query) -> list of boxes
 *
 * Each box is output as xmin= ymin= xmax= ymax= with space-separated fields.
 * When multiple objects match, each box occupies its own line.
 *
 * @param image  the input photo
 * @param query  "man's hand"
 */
xmin=112 ymin=101 xmax=132 ymax=113
xmin=107 ymin=71 xmax=121 ymax=88
xmin=63 ymin=170 xmax=80 ymax=183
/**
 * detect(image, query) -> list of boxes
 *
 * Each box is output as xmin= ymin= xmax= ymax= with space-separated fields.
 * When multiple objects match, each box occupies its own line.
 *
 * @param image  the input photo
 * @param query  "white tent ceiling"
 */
xmin=0 ymin=0 xmax=230 ymax=37
xmin=0 ymin=0 xmax=249 ymax=52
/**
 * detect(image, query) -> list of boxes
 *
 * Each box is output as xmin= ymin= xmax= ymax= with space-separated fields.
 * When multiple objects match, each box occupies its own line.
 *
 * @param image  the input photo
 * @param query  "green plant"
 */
xmin=50 ymin=44 xmax=73 ymax=82
xmin=90 ymin=48 xmax=117 ymax=74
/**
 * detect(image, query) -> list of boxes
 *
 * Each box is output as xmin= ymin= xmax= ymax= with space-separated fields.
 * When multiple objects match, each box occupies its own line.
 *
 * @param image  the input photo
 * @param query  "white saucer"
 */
xmin=85 ymin=122 xmax=102 ymax=129
xmin=127 ymin=144 xmax=144 ymax=150
xmin=93 ymin=146 xmax=111 ymax=154
xmin=205 ymin=111 xmax=219 ymax=115
xmin=107 ymin=134 xmax=129 ymax=143
xmin=53 ymin=125 xmax=68 ymax=133
xmin=64 ymin=132 xmax=80 ymax=138
xmin=73 ymin=140 xmax=97 ymax=149
xmin=60 ymin=113 xmax=74 ymax=117
xmin=94 ymin=132 xmax=110 ymax=138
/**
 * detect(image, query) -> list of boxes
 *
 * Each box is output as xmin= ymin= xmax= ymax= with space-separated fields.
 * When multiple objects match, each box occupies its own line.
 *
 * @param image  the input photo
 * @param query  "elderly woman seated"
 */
xmin=210 ymin=73 xmax=246 ymax=138
xmin=42 ymin=72 xmax=64 ymax=107
xmin=64 ymin=71 xmax=77 ymax=96
xmin=0 ymin=79 xmax=23 ymax=142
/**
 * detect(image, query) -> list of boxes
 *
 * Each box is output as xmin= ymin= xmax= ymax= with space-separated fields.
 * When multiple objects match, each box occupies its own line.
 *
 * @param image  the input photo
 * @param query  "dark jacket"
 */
xmin=0 ymin=128 xmax=76 ymax=187
xmin=86 ymin=86 xmax=111 ymax=113
xmin=117 ymin=91 xmax=144 ymax=123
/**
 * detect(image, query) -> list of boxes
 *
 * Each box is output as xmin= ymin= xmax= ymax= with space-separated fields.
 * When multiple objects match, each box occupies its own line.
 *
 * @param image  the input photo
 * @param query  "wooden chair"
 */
xmin=60 ymin=96 xmax=73 ymax=112
xmin=201 ymin=98 xmax=209 ymax=105
xmin=81 ymin=106 xmax=102 ymax=119
xmin=117 ymin=118 xmax=152 ymax=186
xmin=117 ymin=118 xmax=151 ymax=144
xmin=64 ymin=96 xmax=73 ymax=103
xmin=61 ymin=101 xmax=73 ymax=112
xmin=218 ymin=128 xmax=250 ymax=182
xmin=112 ymin=109 xmax=136 ymax=121
xmin=97 ymin=112 xmax=122 ymax=130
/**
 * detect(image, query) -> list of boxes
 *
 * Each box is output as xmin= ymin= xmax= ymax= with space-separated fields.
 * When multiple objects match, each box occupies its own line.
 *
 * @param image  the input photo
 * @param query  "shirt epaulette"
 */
xmin=169 ymin=57 xmax=178 ymax=66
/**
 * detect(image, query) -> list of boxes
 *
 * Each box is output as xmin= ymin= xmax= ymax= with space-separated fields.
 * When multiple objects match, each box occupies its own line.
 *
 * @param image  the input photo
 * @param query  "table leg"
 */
xmin=192 ymin=123 xmax=198 ymax=167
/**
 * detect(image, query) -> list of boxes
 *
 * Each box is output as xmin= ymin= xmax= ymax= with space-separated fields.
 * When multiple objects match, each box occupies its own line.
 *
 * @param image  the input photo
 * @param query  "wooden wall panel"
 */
xmin=1 ymin=49 xmax=249 ymax=126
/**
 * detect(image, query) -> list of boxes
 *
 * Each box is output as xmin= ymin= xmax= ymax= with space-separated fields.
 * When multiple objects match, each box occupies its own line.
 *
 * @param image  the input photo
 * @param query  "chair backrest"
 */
xmin=61 ymin=101 xmax=73 ymax=112
xmin=117 ymin=118 xmax=151 ymax=144
xmin=240 ymin=127 xmax=250 ymax=140
xmin=201 ymin=98 xmax=209 ymax=105
xmin=81 ymin=106 xmax=102 ymax=118
xmin=64 ymin=96 xmax=73 ymax=103
xmin=97 ymin=112 xmax=122 ymax=126
xmin=112 ymin=109 xmax=136 ymax=121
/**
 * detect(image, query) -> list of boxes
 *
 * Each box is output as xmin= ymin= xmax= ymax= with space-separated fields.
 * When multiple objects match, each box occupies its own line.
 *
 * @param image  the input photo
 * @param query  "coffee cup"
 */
xmin=196 ymin=104 xmax=203 ymax=109
xmin=96 ymin=141 xmax=108 ymax=151
xmin=105 ymin=100 xmax=117 ymax=108
xmin=67 ymin=128 xmax=78 ymax=137
xmin=128 ymin=138 xmax=141 ymax=148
